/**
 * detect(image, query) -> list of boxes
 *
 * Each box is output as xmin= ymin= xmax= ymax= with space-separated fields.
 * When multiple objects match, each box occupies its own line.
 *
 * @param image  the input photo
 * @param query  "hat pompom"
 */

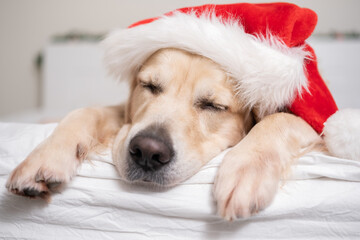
xmin=323 ymin=109 xmax=360 ymax=161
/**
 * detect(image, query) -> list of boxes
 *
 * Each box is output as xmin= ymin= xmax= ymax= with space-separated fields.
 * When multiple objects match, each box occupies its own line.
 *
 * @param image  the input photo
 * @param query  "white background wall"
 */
xmin=1 ymin=0 xmax=360 ymax=116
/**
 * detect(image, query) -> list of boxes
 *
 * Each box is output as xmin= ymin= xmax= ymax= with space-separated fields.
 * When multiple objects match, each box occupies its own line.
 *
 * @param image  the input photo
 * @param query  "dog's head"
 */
xmin=112 ymin=48 xmax=254 ymax=186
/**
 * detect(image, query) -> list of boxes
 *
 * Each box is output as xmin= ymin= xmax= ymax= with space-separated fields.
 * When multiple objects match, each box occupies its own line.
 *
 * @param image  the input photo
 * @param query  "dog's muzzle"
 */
xmin=126 ymin=124 xmax=175 ymax=185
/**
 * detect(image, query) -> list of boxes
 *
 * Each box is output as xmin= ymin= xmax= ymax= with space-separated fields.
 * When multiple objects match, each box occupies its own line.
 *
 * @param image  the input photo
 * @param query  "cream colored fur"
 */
xmin=6 ymin=49 xmax=321 ymax=219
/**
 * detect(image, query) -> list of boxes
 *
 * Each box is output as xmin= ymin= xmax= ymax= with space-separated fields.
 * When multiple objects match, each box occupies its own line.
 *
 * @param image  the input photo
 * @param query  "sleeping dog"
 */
xmin=6 ymin=48 xmax=322 ymax=220
xmin=6 ymin=3 xmax=357 ymax=221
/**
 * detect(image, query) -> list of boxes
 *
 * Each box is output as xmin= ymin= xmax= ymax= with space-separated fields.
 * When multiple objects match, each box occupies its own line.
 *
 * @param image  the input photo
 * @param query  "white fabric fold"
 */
xmin=1 ymin=122 xmax=359 ymax=239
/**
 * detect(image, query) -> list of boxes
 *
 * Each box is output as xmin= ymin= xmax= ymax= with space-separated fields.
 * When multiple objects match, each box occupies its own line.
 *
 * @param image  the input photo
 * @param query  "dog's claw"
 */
xmin=23 ymin=188 xmax=43 ymax=197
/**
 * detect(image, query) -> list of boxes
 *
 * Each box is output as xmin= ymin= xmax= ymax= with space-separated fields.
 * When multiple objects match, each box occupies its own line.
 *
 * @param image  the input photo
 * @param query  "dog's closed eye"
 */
xmin=140 ymin=81 xmax=163 ymax=95
xmin=198 ymin=99 xmax=228 ymax=112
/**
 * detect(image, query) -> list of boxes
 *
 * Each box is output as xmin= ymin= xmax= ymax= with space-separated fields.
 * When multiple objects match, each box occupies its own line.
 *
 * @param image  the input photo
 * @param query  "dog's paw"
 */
xmin=6 ymin=141 xmax=84 ymax=201
xmin=213 ymin=150 xmax=281 ymax=221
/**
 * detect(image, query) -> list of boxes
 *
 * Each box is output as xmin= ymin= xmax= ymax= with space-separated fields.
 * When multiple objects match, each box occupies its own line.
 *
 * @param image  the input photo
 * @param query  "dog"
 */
xmin=6 ymin=48 xmax=323 ymax=220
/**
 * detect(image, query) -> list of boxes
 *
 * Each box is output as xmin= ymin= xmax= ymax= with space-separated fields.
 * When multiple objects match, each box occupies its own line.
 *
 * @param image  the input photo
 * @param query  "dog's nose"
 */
xmin=129 ymin=136 xmax=172 ymax=171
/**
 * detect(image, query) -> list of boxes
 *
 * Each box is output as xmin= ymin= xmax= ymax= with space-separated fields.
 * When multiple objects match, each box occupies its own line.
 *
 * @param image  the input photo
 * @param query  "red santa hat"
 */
xmin=102 ymin=2 xmax=360 ymax=161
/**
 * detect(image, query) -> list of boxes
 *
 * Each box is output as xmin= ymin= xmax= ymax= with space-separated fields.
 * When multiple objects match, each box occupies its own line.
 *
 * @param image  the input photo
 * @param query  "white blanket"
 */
xmin=0 ymin=122 xmax=360 ymax=239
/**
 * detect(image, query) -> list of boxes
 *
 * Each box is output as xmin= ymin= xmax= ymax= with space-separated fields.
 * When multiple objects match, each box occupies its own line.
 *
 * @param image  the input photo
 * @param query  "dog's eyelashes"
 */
xmin=140 ymin=81 xmax=162 ymax=95
xmin=199 ymin=101 xmax=228 ymax=112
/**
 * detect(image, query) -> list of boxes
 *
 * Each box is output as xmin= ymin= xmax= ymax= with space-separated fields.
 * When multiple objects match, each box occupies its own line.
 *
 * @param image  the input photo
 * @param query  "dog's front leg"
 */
xmin=214 ymin=112 xmax=322 ymax=220
xmin=6 ymin=105 xmax=125 ymax=200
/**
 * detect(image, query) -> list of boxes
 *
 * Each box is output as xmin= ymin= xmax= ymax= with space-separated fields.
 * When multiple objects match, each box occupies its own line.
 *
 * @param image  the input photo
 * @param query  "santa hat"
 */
xmin=102 ymin=2 xmax=360 ymax=161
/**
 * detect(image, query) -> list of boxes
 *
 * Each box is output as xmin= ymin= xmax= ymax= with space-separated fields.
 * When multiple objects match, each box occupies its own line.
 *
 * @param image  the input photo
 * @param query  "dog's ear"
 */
xmin=251 ymin=107 xmax=262 ymax=125
xmin=241 ymin=108 xmax=256 ymax=134
xmin=250 ymin=106 xmax=290 ymax=131
xmin=247 ymin=105 xmax=284 ymax=133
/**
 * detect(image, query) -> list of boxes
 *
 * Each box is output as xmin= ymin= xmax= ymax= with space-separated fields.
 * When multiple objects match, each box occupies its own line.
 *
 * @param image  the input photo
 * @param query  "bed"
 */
xmin=1 ymin=122 xmax=359 ymax=239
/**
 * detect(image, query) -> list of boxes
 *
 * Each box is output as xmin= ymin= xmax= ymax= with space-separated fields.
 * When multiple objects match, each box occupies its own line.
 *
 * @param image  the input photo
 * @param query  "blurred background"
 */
xmin=0 ymin=0 xmax=359 ymax=122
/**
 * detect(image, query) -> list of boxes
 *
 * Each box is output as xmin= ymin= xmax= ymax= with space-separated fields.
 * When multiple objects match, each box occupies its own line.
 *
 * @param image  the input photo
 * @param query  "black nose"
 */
xmin=129 ymin=135 xmax=172 ymax=171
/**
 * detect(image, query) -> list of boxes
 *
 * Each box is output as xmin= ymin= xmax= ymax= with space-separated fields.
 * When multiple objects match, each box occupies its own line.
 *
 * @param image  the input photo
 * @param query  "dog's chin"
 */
xmin=126 ymin=179 xmax=175 ymax=190
xmin=124 ymin=176 xmax=179 ymax=190
xmin=124 ymin=163 xmax=174 ymax=187
xmin=123 ymin=167 xmax=198 ymax=189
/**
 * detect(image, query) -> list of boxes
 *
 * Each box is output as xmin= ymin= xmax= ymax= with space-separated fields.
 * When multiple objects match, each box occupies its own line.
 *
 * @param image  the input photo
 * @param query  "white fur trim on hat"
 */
xmin=102 ymin=11 xmax=309 ymax=118
xmin=323 ymin=109 xmax=360 ymax=161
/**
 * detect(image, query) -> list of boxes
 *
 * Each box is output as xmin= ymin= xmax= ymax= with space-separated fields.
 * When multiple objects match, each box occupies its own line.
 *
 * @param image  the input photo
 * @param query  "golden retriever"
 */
xmin=6 ymin=48 xmax=323 ymax=220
